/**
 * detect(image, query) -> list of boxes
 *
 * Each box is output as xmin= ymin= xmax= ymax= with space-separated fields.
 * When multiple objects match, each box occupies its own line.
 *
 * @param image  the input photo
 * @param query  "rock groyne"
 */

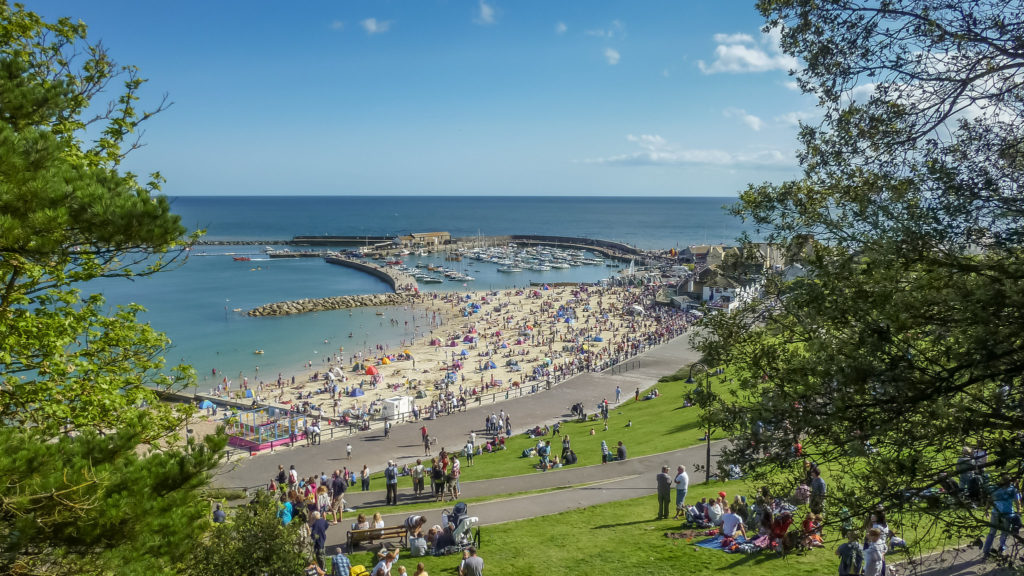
xmin=248 ymin=293 xmax=409 ymax=317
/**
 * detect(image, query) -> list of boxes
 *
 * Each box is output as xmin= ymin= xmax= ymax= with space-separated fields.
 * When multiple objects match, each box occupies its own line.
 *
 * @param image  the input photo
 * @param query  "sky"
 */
xmin=27 ymin=0 xmax=817 ymax=197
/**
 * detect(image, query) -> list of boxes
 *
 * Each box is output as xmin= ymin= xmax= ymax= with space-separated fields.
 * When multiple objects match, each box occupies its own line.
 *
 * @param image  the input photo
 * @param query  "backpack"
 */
xmin=385 ymin=466 xmax=396 ymax=482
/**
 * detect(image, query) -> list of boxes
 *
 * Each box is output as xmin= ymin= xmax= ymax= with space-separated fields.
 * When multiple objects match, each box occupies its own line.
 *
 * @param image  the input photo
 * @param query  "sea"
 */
xmin=93 ymin=196 xmax=747 ymax=393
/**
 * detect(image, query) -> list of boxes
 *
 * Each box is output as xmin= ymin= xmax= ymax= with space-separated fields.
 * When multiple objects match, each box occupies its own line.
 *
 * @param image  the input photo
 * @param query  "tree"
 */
xmin=693 ymin=0 xmax=1024 ymax=557
xmin=0 ymin=3 xmax=224 ymax=574
xmin=0 ymin=421 xmax=226 ymax=575
xmin=187 ymin=491 xmax=308 ymax=576
xmin=0 ymin=1 xmax=198 ymax=439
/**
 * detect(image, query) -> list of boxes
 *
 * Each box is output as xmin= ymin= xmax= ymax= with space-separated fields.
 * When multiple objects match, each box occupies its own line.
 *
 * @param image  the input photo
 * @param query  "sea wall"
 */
xmin=248 ymin=292 xmax=409 ymax=317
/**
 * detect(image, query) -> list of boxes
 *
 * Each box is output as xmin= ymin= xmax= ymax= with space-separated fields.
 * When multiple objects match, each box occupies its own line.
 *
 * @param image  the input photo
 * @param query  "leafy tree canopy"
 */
xmin=0 ymin=1 xmax=200 ymax=438
xmin=693 ymin=0 xmax=1024 ymax=554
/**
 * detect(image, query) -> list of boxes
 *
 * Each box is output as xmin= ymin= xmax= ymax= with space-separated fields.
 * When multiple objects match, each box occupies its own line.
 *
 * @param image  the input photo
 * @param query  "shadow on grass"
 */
xmin=592 ymin=518 xmax=656 ymax=529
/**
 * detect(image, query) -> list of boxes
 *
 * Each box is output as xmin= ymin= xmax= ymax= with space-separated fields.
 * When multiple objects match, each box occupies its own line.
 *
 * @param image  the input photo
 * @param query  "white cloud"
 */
xmin=713 ymin=33 xmax=754 ymax=44
xmin=723 ymin=107 xmax=764 ymax=131
xmin=783 ymin=80 xmax=800 ymax=92
xmin=776 ymin=110 xmax=817 ymax=127
xmin=585 ymin=134 xmax=793 ymax=167
xmin=586 ymin=20 xmax=624 ymax=38
xmin=604 ymin=48 xmax=621 ymax=66
xmin=330 ymin=20 xmax=344 ymax=31
xmin=698 ymin=27 xmax=798 ymax=74
xmin=360 ymin=18 xmax=392 ymax=35
xmin=555 ymin=22 xmax=567 ymax=35
xmin=475 ymin=1 xmax=496 ymax=25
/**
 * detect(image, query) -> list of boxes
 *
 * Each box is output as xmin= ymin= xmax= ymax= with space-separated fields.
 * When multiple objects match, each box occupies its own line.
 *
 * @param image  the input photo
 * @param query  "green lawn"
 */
xmin=365 ymin=370 xmax=737 ymax=491
xmin=342 ymin=480 xmax=866 ymax=576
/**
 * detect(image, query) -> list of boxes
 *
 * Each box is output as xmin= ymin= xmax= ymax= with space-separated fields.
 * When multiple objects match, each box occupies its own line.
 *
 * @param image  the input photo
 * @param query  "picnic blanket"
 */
xmin=696 ymin=534 xmax=748 ymax=552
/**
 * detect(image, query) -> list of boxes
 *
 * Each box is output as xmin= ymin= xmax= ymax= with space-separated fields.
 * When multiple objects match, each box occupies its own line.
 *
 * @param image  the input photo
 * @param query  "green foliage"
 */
xmin=694 ymin=0 xmax=1024 ymax=557
xmin=0 ymin=0 xmax=200 ymax=439
xmin=0 ymin=3 xmax=224 ymax=574
xmin=187 ymin=491 xmax=307 ymax=576
xmin=0 ymin=420 xmax=226 ymax=575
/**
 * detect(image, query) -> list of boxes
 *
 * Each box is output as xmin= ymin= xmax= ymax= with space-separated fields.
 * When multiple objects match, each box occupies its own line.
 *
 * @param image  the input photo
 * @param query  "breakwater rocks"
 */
xmin=248 ymin=293 xmax=409 ymax=317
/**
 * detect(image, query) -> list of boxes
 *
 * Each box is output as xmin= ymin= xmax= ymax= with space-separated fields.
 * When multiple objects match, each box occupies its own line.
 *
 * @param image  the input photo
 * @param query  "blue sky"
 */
xmin=29 ymin=0 xmax=816 ymax=197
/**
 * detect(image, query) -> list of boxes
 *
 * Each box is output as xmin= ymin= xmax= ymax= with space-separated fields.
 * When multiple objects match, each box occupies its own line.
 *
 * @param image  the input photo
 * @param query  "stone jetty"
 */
xmin=248 ymin=293 xmax=409 ymax=317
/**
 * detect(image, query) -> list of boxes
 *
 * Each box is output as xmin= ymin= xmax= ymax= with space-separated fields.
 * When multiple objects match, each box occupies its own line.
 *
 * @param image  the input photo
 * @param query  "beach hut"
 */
xmin=382 ymin=396 xmax=414 ymax=420
xmin=365 ymin=365 xmax=379 ymax=376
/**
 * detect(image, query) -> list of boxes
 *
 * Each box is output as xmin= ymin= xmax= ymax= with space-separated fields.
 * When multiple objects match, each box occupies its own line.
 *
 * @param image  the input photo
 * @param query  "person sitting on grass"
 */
xmin=720 ymin=506 xmax=748 ymax=539
xmin=801 ymin=512 xmax=824 ymax=548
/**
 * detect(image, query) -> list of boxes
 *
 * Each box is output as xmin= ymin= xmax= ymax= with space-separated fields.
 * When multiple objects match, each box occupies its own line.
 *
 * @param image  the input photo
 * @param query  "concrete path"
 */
xmin=213 ymin=332 xmax=702 ymax=489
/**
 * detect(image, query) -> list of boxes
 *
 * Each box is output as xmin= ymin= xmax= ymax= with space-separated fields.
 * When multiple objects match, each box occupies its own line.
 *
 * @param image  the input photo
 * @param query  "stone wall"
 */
xmin=248 ymin=293 xmax=409 ymax=317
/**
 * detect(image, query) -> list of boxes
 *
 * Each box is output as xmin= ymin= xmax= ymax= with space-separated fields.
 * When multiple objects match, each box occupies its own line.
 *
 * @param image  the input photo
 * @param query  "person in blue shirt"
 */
xmin=330 ymin=547 xmax=351 ymax=576
xmin=983 ymin=475 xmax=1021 ymax=556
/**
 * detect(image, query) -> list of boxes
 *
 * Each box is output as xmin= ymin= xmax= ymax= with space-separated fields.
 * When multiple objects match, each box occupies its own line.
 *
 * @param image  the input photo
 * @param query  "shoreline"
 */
xmin=192 ymin=282 xmax=696 ymax=455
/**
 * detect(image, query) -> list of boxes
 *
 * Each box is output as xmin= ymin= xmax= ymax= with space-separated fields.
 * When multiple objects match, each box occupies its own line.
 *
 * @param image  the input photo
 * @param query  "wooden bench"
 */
xmin=347 ymin=525 xmax=407 ymax=551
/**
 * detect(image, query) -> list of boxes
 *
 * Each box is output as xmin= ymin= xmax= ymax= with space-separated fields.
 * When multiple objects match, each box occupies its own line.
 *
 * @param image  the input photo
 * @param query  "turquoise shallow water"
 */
xmin=93 ymin=196 xmax=748 ymax=387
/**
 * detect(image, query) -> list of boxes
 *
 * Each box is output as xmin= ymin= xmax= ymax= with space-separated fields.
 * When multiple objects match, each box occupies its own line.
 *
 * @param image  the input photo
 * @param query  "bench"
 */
xmin=347 ymin=525 xmax=407 ymax=551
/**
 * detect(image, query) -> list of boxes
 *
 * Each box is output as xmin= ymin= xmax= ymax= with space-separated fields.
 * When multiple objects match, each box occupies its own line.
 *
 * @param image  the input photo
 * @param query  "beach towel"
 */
xmin=696 ymin=534 xmax=747 ymax=552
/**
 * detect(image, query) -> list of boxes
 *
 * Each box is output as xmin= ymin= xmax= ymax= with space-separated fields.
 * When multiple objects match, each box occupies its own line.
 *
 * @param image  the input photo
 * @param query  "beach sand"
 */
xmin=198 ymin=283 xmax=687 ymax=441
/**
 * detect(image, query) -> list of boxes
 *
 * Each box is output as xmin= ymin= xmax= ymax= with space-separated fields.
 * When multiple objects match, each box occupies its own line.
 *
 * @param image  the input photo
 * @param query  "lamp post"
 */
xmin=686 ymin=362 xmax=713 ymax=483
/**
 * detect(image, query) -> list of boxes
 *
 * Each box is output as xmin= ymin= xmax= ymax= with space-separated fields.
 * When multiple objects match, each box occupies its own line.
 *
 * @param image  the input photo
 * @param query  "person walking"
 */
xmin=982 ymin=474 xmax=1021 ymax=556
xmin=864 ymin=528 xmax=887 ymax=576
xmin=423 ymin=434 xmax=431 ymax=456
xmin=615 ymin=385 xmax=621 ymax=403
xmin=346 ymin=442 xmax=352 ymax=460
xmin=656 ymin=466 xmax=672 ymax=519
xmin=672 ymin=465 xmax=689 ymax=519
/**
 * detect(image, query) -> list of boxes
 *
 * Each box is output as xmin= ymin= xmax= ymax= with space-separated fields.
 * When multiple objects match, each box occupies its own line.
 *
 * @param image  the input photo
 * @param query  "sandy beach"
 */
xmin=199 ymin=283 xmax=692 ymax=439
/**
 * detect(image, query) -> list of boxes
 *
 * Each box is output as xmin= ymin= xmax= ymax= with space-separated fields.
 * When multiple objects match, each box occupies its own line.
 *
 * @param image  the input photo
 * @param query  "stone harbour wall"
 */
xmin=248 ymin=292 xmax=409 ymax=317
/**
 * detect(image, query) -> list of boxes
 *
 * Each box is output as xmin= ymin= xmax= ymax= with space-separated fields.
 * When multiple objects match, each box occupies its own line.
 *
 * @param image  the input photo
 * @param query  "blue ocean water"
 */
xmin=95 ymin=196 xmax=746 ymax=391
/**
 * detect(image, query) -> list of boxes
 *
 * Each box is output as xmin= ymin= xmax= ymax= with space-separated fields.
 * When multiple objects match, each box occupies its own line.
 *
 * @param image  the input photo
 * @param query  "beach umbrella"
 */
xmin=198 ymin=399 xmax=215 ymax=409
xmin=365 ymin=365 xmax=378 ymax=376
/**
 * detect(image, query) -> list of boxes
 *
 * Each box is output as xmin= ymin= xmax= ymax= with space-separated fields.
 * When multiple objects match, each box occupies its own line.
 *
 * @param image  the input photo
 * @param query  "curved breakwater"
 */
xmin=247 ymin=292 xmax=410 ymax=317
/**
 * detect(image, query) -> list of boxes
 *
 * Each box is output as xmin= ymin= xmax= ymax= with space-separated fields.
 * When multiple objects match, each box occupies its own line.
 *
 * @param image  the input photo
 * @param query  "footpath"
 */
xmin=213 ymin=333 xmax=1012 ymax=575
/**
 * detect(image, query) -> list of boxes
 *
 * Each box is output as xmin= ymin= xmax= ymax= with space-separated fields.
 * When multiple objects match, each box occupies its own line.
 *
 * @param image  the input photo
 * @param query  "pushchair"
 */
xmin=434 ymin=502 xmax=480 ymax=555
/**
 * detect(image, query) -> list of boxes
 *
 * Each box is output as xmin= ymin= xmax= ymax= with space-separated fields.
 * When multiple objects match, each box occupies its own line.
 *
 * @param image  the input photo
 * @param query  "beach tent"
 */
xmin=198 ymin=399 xmax=215 ymax=409
xmin=460 ymin=349 xmax=469 ymax=356
xmin=485 ymin=360 xmax=497 ymax=370
xmin=245 ymin=389 xmax=253 ymax=398
xmin=403 ymin=349 xmax=411 ymax=355
xmin=499 ymin=342 xmax=509 ymax=349
xmin=365 ymin=365 xmax=379 ymax=376
xmin=593 ymin=336 xmax=604 ymax=342
xmin=381 ymin=357 xmax=390 ymax=365
xmin=448 ymin=340 xmax=458 ymax=347
xmin=463 ymin=335 xmax=475 ymax=343
xmin=349 ymin=388 xmax=365 ymax=397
